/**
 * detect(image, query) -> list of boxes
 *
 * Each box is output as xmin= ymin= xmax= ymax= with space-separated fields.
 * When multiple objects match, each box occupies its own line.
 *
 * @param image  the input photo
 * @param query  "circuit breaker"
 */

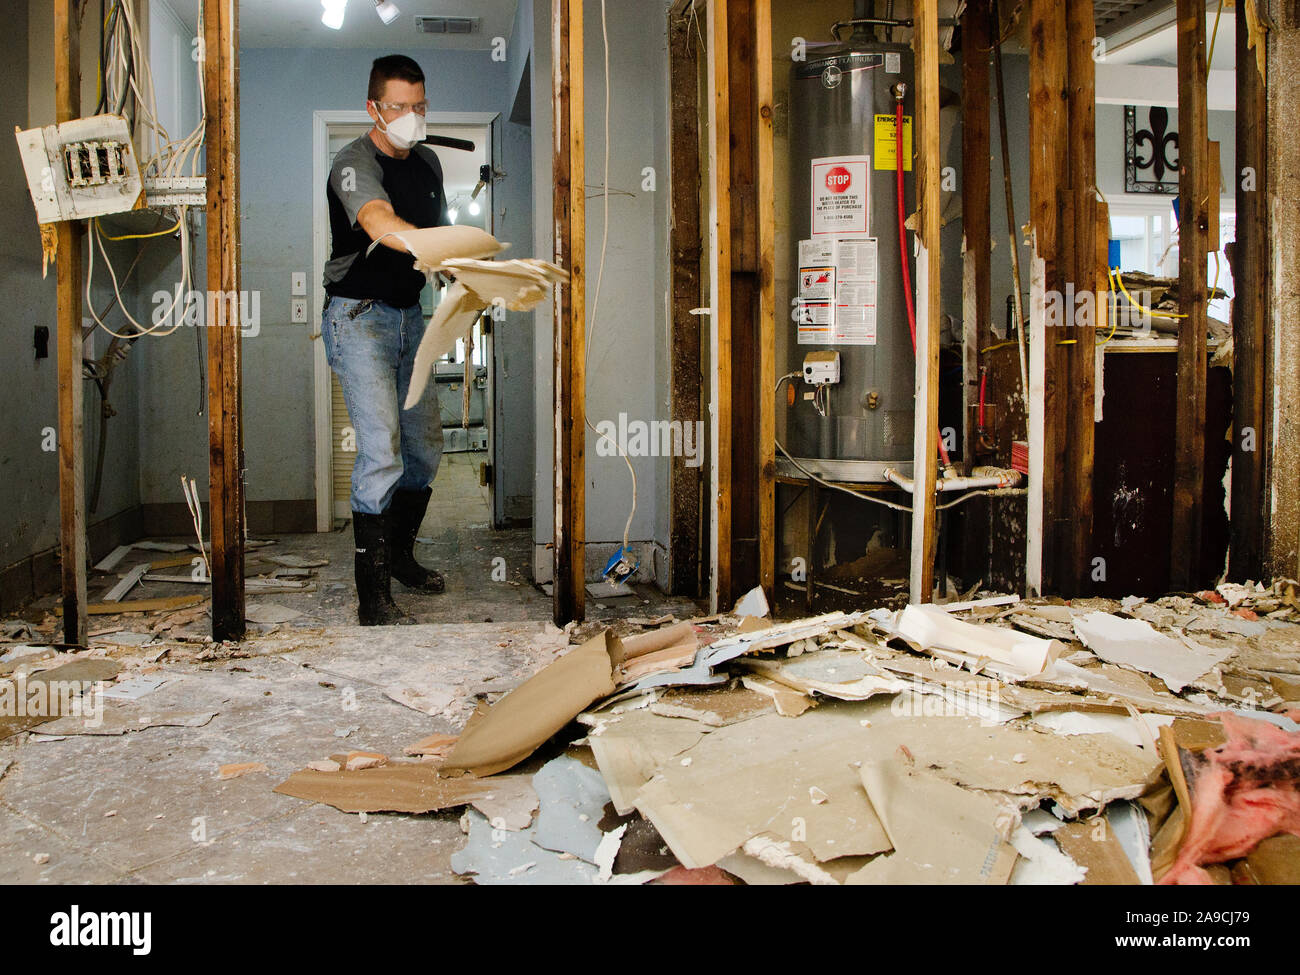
xmin=15 ymin=114 xmax=144 ymax=223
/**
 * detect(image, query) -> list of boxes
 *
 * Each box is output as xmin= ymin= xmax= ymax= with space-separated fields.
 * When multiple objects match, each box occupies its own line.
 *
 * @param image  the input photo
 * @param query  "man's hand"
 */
xmin=357 ymin=200 xmax=420 ymax=253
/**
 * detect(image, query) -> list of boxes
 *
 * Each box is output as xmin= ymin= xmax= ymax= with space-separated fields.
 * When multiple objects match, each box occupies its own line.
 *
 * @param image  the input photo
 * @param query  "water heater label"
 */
xmin=875 ymin=115 xmax=913 ymax=171
xmin=811 ymin=155 xmax=870 ymax=236
xmin=832 ymin=237 xmax=878 ymax=345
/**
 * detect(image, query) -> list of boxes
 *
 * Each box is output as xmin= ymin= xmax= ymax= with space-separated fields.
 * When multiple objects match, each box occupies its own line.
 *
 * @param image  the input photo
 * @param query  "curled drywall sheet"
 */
xmin=442 ymin=630 xmax=617 ymax=776
xmin=895 ymin=603 xmax=1062 ymax=681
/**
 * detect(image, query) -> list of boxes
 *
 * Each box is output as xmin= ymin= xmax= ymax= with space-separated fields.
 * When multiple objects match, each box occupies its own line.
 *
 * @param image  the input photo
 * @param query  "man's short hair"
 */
xmin=368 ymin=55 xmax=425 ymax=102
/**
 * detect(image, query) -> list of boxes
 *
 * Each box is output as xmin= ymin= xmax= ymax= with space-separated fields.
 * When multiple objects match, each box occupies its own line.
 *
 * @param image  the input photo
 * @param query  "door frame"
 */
xmin=311 ymin=109 xmax=501 ymax=532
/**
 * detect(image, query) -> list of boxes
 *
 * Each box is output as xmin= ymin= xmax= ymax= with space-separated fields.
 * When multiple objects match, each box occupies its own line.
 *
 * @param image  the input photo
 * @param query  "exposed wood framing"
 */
xmin=667 ymin=0 xmax=703 ymax=598
xmin=908 ymin=0 xmax=942 ymax=603
xmin=755 ymin=0 xmax=775 ymax=601
xmin=1267 ymin=2 xmax=1300 ymax=577
xmin=706 ymin=0 xmax=732 ymax=612
xmin=552 ymin=0 xmax=586 ymax=624
xmin=961 ymin=0 xmax=991 ymax=474
xmin=1026 ymin=0 xmax=1068 ymax=596
xmin=55 ymin=0 xmax=88 ymax=646
xmin=203 ymin=0 xmax=245 ymax=641
xmin=1064 ymin=0 xmax=1097 ymax=593
xmin=1171 ymin=0 xmax=1209 ymax=590
xmin=1229 ymin=0 xmax=1268 ymax=581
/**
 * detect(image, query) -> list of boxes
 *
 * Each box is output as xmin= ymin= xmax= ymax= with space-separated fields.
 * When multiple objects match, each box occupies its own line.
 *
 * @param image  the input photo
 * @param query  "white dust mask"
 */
xmin=375 ymin=108 xmax=426 ymax=151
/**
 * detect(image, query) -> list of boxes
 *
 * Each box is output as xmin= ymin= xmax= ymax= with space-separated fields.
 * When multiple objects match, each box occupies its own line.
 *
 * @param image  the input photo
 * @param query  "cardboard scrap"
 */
xmin=0 ymin=658 xmax=122 ymax=739
xmin=740 ymin=674 xmax=814 ymax=717
xmin=218 ymin=762 xmax=268 ymax=780
xmin=647 ymin=685 xmax=775 ymax=727
xmin=847 ymin=757 xmax=1018 ymax=885
xmin=442 ymin=630 xmax=619 ymax=776
xmin=1072 ymin=611 xmax=1232 ymax=692
xmin=1053 ymin=819 xmax=1143 ymax=885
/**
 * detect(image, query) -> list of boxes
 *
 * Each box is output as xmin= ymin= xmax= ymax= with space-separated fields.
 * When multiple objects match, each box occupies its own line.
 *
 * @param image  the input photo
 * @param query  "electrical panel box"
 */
xmin=803 ymin=350 xmax=842 ymax=386
xmin=15 ymin=114 xmax=144 ymax=224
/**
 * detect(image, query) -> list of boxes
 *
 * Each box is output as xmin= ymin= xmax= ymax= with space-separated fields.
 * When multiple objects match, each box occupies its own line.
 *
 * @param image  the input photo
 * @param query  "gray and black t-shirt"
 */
xmin=324 ymin=134 xmax=449 ymax=309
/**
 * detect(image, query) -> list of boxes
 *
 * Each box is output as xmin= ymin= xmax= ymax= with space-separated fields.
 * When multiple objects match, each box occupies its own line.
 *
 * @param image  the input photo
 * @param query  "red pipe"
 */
xmin=896 ymin=97 xmax=951 ymax=469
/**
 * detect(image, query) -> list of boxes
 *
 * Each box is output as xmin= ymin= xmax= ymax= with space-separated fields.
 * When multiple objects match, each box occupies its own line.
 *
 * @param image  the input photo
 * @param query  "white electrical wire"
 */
xmin=581 ymin=0 xmax=638 ymax=559
xmin=87 ymin=208 xmax=192 ymax=338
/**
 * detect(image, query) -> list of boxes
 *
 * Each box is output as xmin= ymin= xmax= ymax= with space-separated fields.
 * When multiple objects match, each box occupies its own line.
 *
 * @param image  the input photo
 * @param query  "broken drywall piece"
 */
xmin=1031 ymin=710 xmax=1175 ymax=751
xmin=0 ymin=658 xmax=122 ymax=739
xmin=1037 ymin=659 xmax=1211 ymax=717
xmin=1109 ymin=801 xmax=1155 ymax=885
xmin=732 ymin=586 xmax=770 ymax=619
xmin=716 ymin=849 xmax=804 ymax=886
xmin=739 ymin=835 xmax=844 ymax=885
xmin=618 ymin=643 xmax=699 ymax=685
xmin=383 ymin=671 xmax=463 ymax=720
xmin=1072 ymin=611 xmax=1232 ymax=692
xmin=403 ymin=733 xmax=458 ymax=759
xmin=442 ymin=629 xmax=617 ymax=776
xmin=472 ymin=785 xmax=539 ymax=832
xmin=245 ymin=603 xmax=304 ymax=624
xmin=847 ymin=757 xmax=1018 ymax=885
xmin=450 ymin=809 xmax=599 ymax=886
xmin=741 ymin=650 xmax=909 ymax=702
xmin=263 ymin=554 xmax=329 ymax=569
xmin=103 ymin=564 xmax=148 ymax=602
xmin=93 ymin=545 xmax=132 ymax=572
xmin=895 ymin=603 xmax=1062 ymax=680
xmin=36 ymin=708 xmax=216 ymax=736
xmin=595 ymin=824 xmax=626 ymax=882
xmin=532 ymin=756 xmax=613 ymax=863
xmin=585 ymin=708 xmax=707 ymax=815
xmin=617 ymin=621 xmax=697 ymax=664
xmin=647 ymin=685 xmax=774 ymax=727
xmin=856 ymin=715 xmax=1164 ymax=816
xmin=1008 ymin=824 xmax=1087 ymax=885
xmin=273 ymin=762 xmax=535 ymax=816
xmin=131 ymin=540 xmax=191 ymax=552
xmin=101 ymin=675 xmax=168 ymax=702
xmin=633 ymin=702 xmax=895 ymax=868
xmin=218 ymin=762 xmax=268 ymax=780
xmin=1022 ymin=808 xmax=1067 ymax=835
xmin=739 ymin=674 xmax=814 ymax=717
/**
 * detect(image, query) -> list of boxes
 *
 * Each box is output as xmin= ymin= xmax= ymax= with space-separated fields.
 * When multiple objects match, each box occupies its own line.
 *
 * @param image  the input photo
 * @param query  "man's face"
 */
xmin=368 ymin=79 xmax=427 ymax=125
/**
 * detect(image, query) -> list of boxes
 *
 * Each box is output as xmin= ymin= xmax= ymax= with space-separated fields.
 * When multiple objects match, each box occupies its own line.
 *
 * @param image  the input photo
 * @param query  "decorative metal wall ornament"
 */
xmin=1125 ymin=105 xmax=1180 ymax=194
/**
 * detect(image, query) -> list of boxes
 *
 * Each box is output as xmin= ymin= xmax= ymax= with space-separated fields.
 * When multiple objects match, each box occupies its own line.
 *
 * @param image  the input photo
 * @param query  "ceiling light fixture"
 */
xmin=321 ymin=0 xmax=347 ymax=30
xmin=374 ymin=1 xmax=400 ymax=25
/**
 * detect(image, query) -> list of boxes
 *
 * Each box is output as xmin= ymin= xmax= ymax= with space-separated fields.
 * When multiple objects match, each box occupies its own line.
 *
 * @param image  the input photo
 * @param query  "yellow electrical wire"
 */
xmin=1112 ymin=266 xmax=1187 ymax=320
xmin=1208 ymin=0 xmax=1224 ymax=72
xmin=95 ymin=215 xmax=181 ymax=241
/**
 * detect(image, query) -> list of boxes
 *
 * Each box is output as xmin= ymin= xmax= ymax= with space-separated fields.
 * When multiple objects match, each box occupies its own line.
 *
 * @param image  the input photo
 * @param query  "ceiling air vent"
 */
xmin=415 ymin=16 xmax=479 ymax=34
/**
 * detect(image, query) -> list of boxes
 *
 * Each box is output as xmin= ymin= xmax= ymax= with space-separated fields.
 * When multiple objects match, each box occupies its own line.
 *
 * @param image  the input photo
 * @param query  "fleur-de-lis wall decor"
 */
xmin=1125 ymin=105 xmax=1180 ymax=194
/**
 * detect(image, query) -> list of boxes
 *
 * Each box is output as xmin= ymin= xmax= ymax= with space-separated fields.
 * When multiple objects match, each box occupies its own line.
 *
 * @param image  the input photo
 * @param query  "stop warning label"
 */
xmin=811 ymin=156 xmax=869 ymax=236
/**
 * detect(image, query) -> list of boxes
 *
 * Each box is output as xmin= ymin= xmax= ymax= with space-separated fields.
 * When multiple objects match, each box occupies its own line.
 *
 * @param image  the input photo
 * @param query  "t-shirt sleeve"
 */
xmin=329 ymin=144 xmax=387 ymax=232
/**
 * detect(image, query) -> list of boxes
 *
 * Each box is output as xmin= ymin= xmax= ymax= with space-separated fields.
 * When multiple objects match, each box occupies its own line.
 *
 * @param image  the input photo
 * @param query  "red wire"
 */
xmin=896 ymin=100 xmax=951 ymax=469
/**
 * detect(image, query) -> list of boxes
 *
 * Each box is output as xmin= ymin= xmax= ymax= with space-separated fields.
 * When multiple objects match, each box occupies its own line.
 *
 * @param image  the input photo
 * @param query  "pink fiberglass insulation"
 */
xmin=1161 ymin=713 xmax=1300 ymax=885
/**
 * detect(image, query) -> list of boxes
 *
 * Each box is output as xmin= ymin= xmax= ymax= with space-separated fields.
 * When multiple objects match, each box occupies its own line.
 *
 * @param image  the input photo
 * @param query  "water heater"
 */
xmin=783 ymin=41 xmax=916 ymax=483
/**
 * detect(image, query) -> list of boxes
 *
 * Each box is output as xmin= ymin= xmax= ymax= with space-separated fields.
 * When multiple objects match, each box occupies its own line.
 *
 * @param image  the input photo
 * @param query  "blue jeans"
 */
xmin=321 ymin=296 xmax=443 ymax=515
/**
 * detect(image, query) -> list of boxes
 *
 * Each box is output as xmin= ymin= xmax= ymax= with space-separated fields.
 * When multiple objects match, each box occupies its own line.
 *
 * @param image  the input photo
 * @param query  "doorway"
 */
xmin=311 ymin=110 xmax=500 ymax=533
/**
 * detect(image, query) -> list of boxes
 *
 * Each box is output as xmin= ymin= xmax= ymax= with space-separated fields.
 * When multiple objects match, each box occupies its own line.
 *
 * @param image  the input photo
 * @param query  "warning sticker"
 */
xmin=795 ymin=300 xmax=832 ymax=345
xmin=832 ymin=237 xmax=878 ymax=345
xmin=811 ymin=155 xmax=870 ymax=236
xmin=874 ymin=114 xmax=913 ymax=172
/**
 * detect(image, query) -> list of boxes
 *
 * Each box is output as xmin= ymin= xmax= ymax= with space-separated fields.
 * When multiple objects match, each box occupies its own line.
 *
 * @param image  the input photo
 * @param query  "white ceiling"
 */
xmin=208 ymin=0 xmax=519 ymax=51
xmin=1102 ymin=1 xmax=1236 ymax=70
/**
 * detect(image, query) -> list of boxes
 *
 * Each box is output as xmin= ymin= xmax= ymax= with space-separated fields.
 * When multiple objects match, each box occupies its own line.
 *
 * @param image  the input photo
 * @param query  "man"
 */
xmin=322 ymin=54 xmax=448 ymax=626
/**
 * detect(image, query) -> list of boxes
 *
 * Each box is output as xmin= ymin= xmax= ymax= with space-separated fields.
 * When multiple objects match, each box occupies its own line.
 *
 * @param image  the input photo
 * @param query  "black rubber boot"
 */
xmin=385 ymin=487 xmax=445 ymax=593
xmin=353 ymin=511 xmax=416 ymax=626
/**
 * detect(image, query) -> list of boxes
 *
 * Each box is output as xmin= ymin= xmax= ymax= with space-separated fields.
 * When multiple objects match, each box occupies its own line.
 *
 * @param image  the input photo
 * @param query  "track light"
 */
xmin=375 ymin=1 xmax=400 ymax=24
xmin=321 ymin=0 xmax=347 ymax=30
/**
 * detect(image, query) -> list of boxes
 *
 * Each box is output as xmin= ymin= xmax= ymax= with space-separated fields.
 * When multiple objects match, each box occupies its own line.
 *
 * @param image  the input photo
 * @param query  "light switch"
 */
xmin=291 ymin=272 xmax=307 ymax=296
xmin=290 ymin=298 xmax=308 ymax=323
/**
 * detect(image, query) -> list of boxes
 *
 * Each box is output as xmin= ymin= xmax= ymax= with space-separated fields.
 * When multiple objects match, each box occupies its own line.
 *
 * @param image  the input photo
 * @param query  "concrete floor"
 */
xmin=0 ymin=453 xmax=702 ymax=884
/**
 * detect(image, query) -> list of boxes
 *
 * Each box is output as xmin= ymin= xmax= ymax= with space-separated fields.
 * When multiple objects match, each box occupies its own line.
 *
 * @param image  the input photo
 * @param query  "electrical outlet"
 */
xmin=290 ymin=298 xmax=308 ymax=324
xmin=291 ymin=272 xmax=307 ymax=296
